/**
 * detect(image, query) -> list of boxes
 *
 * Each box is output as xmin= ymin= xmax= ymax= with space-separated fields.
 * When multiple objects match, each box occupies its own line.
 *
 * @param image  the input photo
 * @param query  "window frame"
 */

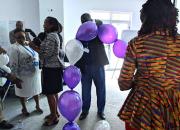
xmin=90 ymin=10 xmax=132 ymax=70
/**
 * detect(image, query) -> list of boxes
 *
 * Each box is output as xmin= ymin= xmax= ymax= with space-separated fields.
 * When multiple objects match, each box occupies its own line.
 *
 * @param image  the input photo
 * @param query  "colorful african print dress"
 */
xmin=118 ymin=31 xmax=180 ymax=130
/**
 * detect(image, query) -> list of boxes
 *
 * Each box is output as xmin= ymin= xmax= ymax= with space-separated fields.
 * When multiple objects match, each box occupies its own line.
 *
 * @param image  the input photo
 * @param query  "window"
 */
xmin=90 ymin=10 xmax=132 ymax=70
xmin=177 ymin=0 xmax=180 ymax=33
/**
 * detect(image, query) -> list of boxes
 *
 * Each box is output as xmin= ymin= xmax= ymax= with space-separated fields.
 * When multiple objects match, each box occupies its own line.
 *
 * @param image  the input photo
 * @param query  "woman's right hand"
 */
xmin=29 ymin=42 xmax=40 ymax=53
xmin=14 ymin=78 xmax=23 ymax=89
xmin=8 ymin=74 xmax=23 ymax=89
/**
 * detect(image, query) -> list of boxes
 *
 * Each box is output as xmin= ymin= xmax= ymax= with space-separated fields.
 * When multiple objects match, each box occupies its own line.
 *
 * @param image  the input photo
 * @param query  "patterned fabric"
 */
xmin=39 ymin=32 xmax=63 ymax=68
xmin=118 ymin=31 xmax=180 ymax=130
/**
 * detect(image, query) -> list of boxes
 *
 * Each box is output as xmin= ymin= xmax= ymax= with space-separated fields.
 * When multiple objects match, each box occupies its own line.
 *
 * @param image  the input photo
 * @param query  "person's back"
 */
xmin=87 ymin=37 xmax=109 ymax=66
xmin=118 ymin=0 xmax=180 ymax=129
xmin=119 ymin=32 xmax=180 ymax=130
xmin=134 ymin=32 xmax=180 ymax=82
xmin=78 ymin=14 xmax=108 ymax=120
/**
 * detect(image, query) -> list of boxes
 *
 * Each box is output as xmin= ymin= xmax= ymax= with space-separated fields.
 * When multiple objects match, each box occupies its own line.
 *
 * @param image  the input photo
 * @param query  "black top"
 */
xmin=75 ymin=37 xmax=109 ymax=72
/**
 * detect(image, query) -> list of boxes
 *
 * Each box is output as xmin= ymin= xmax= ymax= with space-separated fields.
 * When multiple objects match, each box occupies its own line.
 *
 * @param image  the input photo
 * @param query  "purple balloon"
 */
xmin=63 ymin=65 xmax=81 ymax=89
xmin=76 ymin=21 xmax=98 ymax=41
xmin=113 ymin=40 xmax=127 ymax=58
xmin=98 ymin=24 xmax=118 ymax=44
xmin=63 ymin=122 xmax=81 ymax=130
xmin=58 ymin=90 xmax=82 ymax=122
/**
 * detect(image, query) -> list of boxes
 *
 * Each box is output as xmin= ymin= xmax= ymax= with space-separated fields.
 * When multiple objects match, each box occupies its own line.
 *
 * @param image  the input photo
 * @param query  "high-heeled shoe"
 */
xmin=44 ymin=113 xmax=60 ymax=120
xmin=43 ymin=117 xmax=59 ymax=126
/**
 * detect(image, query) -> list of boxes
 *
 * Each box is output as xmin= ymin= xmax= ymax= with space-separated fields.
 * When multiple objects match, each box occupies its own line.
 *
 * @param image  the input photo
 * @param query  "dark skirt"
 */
xmin=42 ymin=67 xmax=63 ymax=95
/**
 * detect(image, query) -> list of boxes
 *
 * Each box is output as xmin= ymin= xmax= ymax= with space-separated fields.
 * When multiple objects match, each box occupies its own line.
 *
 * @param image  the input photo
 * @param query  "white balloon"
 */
xmin=0 ymin=77 xmax=7 ymax=87
xmin=0 ymin=54 xmax=9 ymax=66
xmin=94 ymin=120 xmax=111 ymax=130
xmin=0 ymin=65 xmax=11 ymax=73
xmin=65 ymin=39 xmax=88 ymax=65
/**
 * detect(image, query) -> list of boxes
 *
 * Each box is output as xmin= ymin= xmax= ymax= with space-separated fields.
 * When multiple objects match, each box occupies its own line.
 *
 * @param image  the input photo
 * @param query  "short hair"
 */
xmin=16 ymin=21 xmax=23 ymax=25
xmin=95 ymin=19 xmax=103 ymax=27
xmin=81 ymin=13 xmax=92 ymax=23
xmin=14 ymin=29 xmax=25 ymax=34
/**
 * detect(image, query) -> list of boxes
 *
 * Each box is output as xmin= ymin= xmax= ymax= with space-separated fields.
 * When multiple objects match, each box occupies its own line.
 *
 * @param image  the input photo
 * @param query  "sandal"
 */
xmin=35 ymin=107 xmax=43 ymax=114
xmin=43 ymin=117 xmax=59 ymax=126
xmin=44 ymin=113 xmax=59 ymax=120
xmin=44 ymin=114 xmax=52 ymax=120
xmin=22 ymin=109 xmax=30 ymax=117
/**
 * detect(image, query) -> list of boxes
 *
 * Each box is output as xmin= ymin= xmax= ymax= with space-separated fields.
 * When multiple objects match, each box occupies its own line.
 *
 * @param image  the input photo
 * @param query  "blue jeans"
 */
xmin=81 ymin=65 xmax=106 ymax=113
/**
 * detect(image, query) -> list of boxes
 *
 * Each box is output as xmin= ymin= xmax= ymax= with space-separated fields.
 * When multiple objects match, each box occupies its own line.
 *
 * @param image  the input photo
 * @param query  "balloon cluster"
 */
xmin=75 ymin=21 xmax=128 ymax=58
xmin=65 ymin=21 xmax=128 ymax=65
xmin=0 ymin=53 xmax=11 ymax=87
xmin=58 ymin=66 xmax=82 ymax=130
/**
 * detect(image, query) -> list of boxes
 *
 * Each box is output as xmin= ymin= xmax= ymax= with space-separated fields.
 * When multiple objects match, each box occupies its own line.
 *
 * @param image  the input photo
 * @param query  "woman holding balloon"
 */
xmin=38 ymin=17 xmax=64 ymax=126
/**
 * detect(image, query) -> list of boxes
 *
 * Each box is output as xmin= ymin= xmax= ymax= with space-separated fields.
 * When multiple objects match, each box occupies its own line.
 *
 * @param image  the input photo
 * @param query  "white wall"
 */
xmin=177 ymin=0 xmax=180 ymax=32
xmin=63 ymin=0 xmax=146 ymax=43
xmin=0 ymin=0 xmax=146 ymax=45
xmin=0 ymin=0 xmax=40 ymax=34
xmin=39 ymin=0 xmax=64 ymax=32
xmin=0 ymin=0 xmax=40 ymax=50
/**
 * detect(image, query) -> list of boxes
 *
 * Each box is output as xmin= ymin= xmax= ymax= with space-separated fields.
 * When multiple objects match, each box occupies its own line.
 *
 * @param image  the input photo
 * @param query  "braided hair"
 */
xmin=138 ymin=0 xmax=179 ymax=38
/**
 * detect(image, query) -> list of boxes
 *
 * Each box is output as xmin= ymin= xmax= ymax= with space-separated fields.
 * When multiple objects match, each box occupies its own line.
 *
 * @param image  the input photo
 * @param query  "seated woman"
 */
xmin=0 ymin=46 xmax=22 ymax=129
xmin=9 ymin=29 xmax=43 ymax=116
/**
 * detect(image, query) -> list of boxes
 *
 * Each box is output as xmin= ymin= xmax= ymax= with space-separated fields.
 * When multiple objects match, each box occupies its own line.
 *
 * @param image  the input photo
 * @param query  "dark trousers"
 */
xmin=81 ymin=65 xmax=106 ymax=113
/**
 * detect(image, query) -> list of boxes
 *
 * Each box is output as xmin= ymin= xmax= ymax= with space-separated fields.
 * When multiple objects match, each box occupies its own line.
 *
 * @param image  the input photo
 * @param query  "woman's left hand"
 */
xmin=29 ymin=42 xmax=40 ymax=53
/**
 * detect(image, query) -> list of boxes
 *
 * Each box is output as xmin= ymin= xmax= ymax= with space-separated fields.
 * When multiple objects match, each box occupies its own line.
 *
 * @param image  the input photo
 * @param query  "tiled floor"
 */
xmin=1 ymin=70 xmax=129 ymax=130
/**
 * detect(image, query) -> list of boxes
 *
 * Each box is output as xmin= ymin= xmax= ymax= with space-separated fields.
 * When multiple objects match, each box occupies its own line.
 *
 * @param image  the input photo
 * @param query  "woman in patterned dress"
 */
xmin=118 ymin=0 xmax=180 ymax=129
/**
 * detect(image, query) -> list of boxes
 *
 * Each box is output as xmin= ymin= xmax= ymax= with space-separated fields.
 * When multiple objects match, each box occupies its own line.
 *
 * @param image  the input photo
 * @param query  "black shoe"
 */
xmin=98 ymin=112 xmax=106 ymax=120
xmin=0 ymin=120 xmax=14 ymax=129
xmin=79 ymin=112 xmax=88 ymax=120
